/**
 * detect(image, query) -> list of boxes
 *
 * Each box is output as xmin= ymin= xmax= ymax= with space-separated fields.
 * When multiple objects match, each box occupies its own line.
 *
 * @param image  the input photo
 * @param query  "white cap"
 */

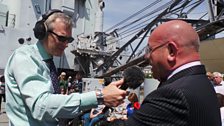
xmin=61 ymin=72 xmax=66 ymax=76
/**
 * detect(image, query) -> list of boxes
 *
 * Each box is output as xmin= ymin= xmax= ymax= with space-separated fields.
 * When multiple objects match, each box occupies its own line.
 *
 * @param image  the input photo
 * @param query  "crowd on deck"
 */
xmin=56 ymin=71 xmax=141 ymax=126
xmin=207 ymin=71 xmax=224 ymax=125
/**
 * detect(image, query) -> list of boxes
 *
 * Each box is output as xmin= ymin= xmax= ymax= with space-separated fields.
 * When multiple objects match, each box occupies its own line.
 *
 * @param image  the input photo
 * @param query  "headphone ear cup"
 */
xmin=33 ymin=9 xmax=62 ymax=40
xmin=33 ymin=20 xmax=47 ymax=40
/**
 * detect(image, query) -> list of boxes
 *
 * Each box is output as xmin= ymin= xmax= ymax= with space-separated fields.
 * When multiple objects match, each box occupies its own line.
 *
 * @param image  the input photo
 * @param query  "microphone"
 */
xmin=100 ymin=65 xmax=144 ymax=119
xmin=120 ymin=65 xmax=145 ymax=90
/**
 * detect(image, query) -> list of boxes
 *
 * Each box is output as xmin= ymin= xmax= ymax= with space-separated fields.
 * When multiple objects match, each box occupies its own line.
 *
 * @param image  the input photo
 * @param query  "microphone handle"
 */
xmin=119 ymin=82 xmax=129 ymax=90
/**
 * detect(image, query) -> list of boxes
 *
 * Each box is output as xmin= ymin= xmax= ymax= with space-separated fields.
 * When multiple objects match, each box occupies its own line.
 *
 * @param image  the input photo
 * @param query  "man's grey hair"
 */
xmin=45 ymin=12 xmax=73 ymax=31
xmin=213 ymin=72 xmax=223 ymax=77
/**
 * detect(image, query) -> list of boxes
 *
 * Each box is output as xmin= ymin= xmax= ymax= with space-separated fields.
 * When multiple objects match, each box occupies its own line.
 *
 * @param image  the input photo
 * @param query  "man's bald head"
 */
xmin=149 ymin=20 xmax=200 ymax=52
xmin=147 ymin=20 xmax=201 ymax=81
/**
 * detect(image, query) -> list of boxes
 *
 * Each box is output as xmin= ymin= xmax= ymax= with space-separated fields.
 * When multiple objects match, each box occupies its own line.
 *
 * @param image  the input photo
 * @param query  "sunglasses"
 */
xmin=48 ymin=31 xmax=74 ymax=43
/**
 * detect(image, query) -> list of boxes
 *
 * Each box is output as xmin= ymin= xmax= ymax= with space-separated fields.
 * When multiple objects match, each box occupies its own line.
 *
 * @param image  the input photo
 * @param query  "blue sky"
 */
xmin=102 ymin=0 xmax=224 ymax=53
xmin=103 ymin=0 xmax=150 ymax=31
xmin=103 ymin=0 xmax=207 ymax=31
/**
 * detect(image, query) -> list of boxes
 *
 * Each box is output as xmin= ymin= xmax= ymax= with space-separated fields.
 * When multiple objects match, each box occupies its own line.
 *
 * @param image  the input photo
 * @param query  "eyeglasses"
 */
xmin=145 ymin=41 xmax=169 ymax=56
xmin=48 ymin=31 xmax=74 ymax=43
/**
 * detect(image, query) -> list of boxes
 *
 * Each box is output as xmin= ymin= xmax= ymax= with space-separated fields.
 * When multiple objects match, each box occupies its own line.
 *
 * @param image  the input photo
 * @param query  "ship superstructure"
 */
xmin=0 ymin=0 xmax=125 ymax=77
xmin=1 ymin=0 xmax=224 ymax=78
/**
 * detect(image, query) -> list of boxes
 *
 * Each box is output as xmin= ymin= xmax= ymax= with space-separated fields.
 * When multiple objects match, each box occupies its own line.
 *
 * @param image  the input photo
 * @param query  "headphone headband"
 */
xmin=42 ymin=9 xmax=63 ymax=21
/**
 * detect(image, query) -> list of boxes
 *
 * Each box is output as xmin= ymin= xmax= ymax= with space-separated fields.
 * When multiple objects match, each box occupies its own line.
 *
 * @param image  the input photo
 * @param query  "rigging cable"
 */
xmin=104 ymin=0 xmax=162 ymax=33
xmin=114 ymin=0 xmax=163 ymax=32
xmin=117 ymin=0 xmax=180 ymax=37
xmin=117 ymin=0 xmax=199 ymax=40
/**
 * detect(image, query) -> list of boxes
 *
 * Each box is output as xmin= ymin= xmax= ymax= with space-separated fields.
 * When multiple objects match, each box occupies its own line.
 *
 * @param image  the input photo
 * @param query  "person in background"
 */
xmin=67 ymin=76 xmax=73 ymax=94
xmin=75 ymin=71 xmax=84 ymax=93
xmin=0 ymin=75 xmax=5 ymax=114
xmin=82 ymin=105 xmax=106 ymax=126
xmin=213 ymin=72 xmax=224 ymax=86
xmin=213 ymin=72 xmax=224 ymax=95
xmin=216 ymin=93 xmax=224 ymax=126
xmin=59 ymin=72 xmax=68 ymax=94
xmin=126 ymin=92 xmax=140 ymax=117
xmin=4 ymin=9 xmax=126 ymax=126
xmin=69 ymin=79 xmax=76 ymax=94
xmin=206 ymin=71 xmax=215 ymax=86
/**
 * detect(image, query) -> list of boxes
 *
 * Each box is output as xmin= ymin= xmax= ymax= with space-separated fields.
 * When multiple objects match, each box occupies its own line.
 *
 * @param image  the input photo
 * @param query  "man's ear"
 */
xmin=167 ymin=42 xmax=178 ymax=61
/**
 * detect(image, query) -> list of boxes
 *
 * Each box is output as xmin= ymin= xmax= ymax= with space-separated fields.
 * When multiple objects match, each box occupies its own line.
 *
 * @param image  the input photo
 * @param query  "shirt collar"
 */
xmin=35 ymin=41 xmax=53 ymax=61
xmin=168 ymin=61 xmax=201 ymax=79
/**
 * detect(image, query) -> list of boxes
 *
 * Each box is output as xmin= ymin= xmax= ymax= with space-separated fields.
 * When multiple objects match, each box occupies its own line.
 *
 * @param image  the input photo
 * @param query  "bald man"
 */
xmin=109 ymin=20 xmax=221 ymax=126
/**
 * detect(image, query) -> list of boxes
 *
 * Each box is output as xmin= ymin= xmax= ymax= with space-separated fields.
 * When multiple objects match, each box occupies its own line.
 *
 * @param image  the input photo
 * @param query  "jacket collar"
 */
xmin=158 ymin=65 xmax=206 ymax=88
xmin=35 ymin=41 xmax=53 ymax=61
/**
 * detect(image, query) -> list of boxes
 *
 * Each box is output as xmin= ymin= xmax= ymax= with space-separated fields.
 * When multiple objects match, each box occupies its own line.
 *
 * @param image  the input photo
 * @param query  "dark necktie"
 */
xmin=45 ymin=59 xmax=60 ymax=94
xmin=45 ymin=59 xmax=69 ymax=126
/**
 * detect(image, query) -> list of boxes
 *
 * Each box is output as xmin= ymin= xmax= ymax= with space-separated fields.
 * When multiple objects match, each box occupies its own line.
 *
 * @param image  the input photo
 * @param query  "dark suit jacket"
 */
xmin=111 ymin=65 xmax=221 ymax=126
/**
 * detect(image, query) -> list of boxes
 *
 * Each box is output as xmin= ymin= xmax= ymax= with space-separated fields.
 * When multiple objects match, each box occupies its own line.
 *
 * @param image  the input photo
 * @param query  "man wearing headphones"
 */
xmin=4 ymin=9 xmax=126 ymax=126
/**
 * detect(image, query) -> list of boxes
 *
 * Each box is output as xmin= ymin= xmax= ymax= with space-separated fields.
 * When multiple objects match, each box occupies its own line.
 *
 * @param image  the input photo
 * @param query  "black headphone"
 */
xmin=33 ymin=9 xmax=63 ymax=40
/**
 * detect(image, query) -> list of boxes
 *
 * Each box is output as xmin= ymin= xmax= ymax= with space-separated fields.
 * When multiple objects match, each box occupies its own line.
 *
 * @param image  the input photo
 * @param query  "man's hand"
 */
xmin=101 ymin=79 xmax=127 ymax=107
xmin=90 ymin=109 xmax=102 ymax=118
